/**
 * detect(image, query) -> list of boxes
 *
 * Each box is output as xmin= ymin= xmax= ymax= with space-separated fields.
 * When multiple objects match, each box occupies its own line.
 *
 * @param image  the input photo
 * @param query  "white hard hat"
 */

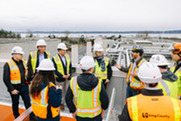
xmin=150 ymin=54 xmax=170 ymax=66
xmin=36 ymin=39 xmax=47 ymax=47
xmin=138 ymin=62 xmax=162 ymax=83
xmin=94 ymin=44 xmax=103 ymax=52
xmin=80 ymin=56 xmax=96 ymax=70
xmin=57 ymin=43 xmax=67 ymax=50
xmin=11 ymin=46 xmax=24 ymax=55
xmin=36 ymin=59 xmax=55 ymax=71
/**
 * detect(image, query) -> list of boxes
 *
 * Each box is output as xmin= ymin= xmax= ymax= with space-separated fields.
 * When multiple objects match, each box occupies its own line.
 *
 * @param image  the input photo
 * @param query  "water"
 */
xmin=20 ymin=33 xmax=181 ymax=38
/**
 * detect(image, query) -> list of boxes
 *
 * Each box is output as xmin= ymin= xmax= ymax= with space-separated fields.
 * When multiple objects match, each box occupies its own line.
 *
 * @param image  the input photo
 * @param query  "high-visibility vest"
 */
xmin=126 ymin=59 xmax=146 ymax=89
xmin=127 ymin=94 xmax=181 ymax=121
xmin=7 ymin=59 xmax=26 ymax=85
xmin=30 ymin=51 xmax=50 ymax=74
xmin=94 ymin=57 xmax=109 ymax=81
xmin=53 ymin=54 xmax=70 ymax=77
xmin=170 ymin=66 xmax=181 ymax=99
xmin=157 ymin=79 xmax=178 ymax=99
xmin=31 ymin=82 xmax=59 ymax=119
xmin=70 ymin=76 xmax=102 ymax=118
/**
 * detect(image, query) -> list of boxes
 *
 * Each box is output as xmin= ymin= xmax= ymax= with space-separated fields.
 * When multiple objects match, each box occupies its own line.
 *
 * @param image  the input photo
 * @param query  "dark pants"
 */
xmin=10 ymin=84 xmax=34 ymax=118
xmin=76 ymin=114 xmax=102 ymax=121
xmin=102 ymin=79 xmax=107 ymax=89
xmin=37 ymin=115 xmax=60 ymax=121
xmin=126 ymin=85 xmax=139 ymax=99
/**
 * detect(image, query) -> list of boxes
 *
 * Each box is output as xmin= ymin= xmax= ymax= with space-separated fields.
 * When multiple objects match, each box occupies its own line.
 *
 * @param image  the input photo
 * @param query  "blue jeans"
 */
xmin=126 ymin=85 xmax=139 ymax=99
xmin=10 ymin=84 xmax=33 ymax=118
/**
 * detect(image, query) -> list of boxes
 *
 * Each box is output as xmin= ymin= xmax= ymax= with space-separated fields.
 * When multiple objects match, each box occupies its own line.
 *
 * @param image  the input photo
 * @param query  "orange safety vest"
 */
xmin=31 ymin=82 xmax=59 ymax=119
xmin=126 ymin=58 xmax=146 ymax=89
xmin=7 ymin=59 xmax=26 ymax=85
xmin=127 ymin=94 xmax=181 ymax=121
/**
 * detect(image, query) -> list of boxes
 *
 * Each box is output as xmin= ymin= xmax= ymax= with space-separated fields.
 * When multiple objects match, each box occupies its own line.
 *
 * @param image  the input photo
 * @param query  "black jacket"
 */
xmin=27 ymin=50 xmax=49 ymax=82
xmin=3 ymin=58 xmax=26 ymax=92
xmin=65 ymin=73 xmax=109 ymax=113
xmin=94 ymin=57 xmax=112 ymax=80
xmin=52 ymin=54 xmax=72 ymax=82
xmin=162 ymin=70 xmax=178 ymax=82
xmin=119 ymin=89 xmax=164 ymax=121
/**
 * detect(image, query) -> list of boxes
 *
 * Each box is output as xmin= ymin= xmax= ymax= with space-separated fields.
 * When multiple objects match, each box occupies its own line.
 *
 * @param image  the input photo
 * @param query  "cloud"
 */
xmin=0 ymin=0 xmax=181 ymax=31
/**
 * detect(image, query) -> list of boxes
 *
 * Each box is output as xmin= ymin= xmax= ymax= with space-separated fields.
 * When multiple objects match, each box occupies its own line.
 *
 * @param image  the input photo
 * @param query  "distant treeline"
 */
xmin=0 ymin=29 xmax=21 ymax=38
xmin=19 ymin=30 xmax=181 ymax=34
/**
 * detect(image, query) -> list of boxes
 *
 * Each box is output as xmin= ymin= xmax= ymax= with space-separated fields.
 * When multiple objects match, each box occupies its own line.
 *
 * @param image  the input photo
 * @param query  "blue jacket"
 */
xmin=52 ymin=54 xmax=72 ymax=82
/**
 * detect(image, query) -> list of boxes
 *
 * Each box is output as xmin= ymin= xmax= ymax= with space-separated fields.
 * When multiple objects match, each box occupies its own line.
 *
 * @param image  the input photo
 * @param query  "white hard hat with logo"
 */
xmin=138 ymin=62 xmax=162 ymax=83
xmin=94 ymin=44 xmax=103 ymax=52
xmin=57 ymin=43 xmax=68 ymax=50
xmin=80 ymin=56 xmax=96 ymax=70
xmin=36 ymin=39 xmax=47 ymax=47
xmin=36 ymin=59 xmax=55 ymax=71
xmin=11 ymin=46 xmax=25 ymax=55
xmin=149 ymin=54 xmax=170 ymax=66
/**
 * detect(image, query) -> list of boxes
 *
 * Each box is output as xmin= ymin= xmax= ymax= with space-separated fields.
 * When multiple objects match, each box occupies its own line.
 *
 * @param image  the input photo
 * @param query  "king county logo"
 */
xmin=142 ymin=112 xmax=170 ymax=119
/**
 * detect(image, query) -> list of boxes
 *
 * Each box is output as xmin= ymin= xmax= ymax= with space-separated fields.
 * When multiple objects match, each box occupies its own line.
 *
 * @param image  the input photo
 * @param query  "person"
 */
xmin=93 ymin=44 xmax=112 ymax=89
xmin=30 ymin=59 xmax=62 ymax=121
xmin=52 ymin=43 xmax=72 ymax=111
xmin=115 ymin=45 xmax=146 ymax=98
xmin=169 ymin=43 xmax=181 ymax=99
xmin=3 ymin=46 xmax=36 ymax=120
xmin=27 ymin=39 xmax=50 ymax=83
xmin=65 ymin=56 xmax=109 ymax=121
xmin=119 ymin=62 xmax=181 ymax=121
xmin=150 ymin=54 xmax=178 ymax=99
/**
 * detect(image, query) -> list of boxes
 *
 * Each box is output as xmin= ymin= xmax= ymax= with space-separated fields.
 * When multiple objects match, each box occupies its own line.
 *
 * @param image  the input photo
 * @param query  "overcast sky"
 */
xmin=0 ymin=0 xmax=181 ymax=31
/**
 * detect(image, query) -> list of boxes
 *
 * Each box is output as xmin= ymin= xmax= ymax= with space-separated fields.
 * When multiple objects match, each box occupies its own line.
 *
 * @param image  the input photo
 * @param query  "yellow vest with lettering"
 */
xmin=127 ymin=94 xmax=181 ymax=121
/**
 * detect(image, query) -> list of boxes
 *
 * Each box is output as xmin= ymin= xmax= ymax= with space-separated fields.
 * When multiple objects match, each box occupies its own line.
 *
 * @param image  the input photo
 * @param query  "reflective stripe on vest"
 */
xmin=31 ymin=82 xmax=59 ymax=119
xmin=70 ymin=76 xmax=102 ymax=118
xmin=127 ymin=59 xmax=146 ymax=89
xmin=170 ymin=65 xmax=181 ymax=99
xmin=160 ymin=80 xmax=170 ymax=96
xmin=94 ymin=57 xmax=109 ymax=81
xmin=127 ymin=94 xmax=181 ymax=121
xmin=30 ymin=51 xmax=50 ymax=74
xmin=171 ymin=98 xmax=181 ymax=121
xmin=7 ymin=59 xmax=26 ymax=85
xmin=53 ymin=54 xmax=70 ymax=77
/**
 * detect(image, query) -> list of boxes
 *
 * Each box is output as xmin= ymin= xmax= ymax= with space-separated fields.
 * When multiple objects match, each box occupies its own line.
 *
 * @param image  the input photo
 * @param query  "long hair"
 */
xmin=30 ymin=71 xmax=56 ymax=98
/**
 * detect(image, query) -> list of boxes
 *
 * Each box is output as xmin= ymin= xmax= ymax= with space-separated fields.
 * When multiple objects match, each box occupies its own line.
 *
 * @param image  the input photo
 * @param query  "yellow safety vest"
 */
xmin=53 ymin=54 xmax=70 ymax=77
xmin=30 ymin=51 xmax=50 ymax=74
xmin=157 ymin=79 xmax=178 ymax=99
xmin=70 ymin=76 xmax=102 ymax=118
xmin=170 ymin=66 xmax=181 ymax=99
xmin=127 ymin=94 xmax=181 ymax=121
xmin=31 ymin=82 xmax=59 ymax=119
xmin=94 ymin=57 xmax=109 ymax=81
xmin=7 ymin=59 xmax=26 ymax=85
xmin=126 ymin=59 xmax=146 ymax=89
